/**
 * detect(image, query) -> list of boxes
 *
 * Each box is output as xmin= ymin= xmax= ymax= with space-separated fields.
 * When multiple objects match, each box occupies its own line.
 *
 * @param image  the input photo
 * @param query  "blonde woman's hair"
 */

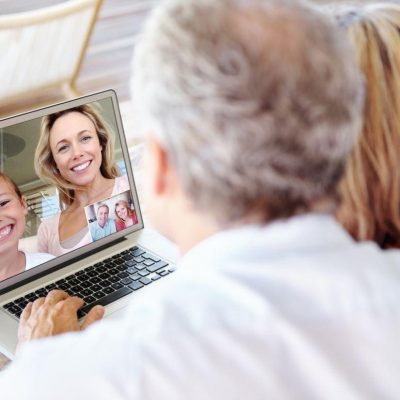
xmin=34 ymin=103 xmax=120 ymax=208
xmin=333 ymin=3 xmax=400 ymax=248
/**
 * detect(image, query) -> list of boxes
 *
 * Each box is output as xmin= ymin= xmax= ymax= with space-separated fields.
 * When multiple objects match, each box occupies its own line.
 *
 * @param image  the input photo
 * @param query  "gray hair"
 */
xmin=132 ymin=0 xmax=364 ymax=224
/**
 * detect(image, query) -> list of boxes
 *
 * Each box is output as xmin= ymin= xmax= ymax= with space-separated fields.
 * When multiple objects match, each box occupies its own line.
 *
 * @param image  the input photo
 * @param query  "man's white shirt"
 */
xmin=0 ymin=214 xmax=399 ymax=399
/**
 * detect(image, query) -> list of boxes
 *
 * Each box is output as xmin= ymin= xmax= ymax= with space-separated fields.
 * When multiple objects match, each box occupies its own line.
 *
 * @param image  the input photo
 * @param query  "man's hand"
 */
xmin=17 ymin=290 xmax=105 ymax=350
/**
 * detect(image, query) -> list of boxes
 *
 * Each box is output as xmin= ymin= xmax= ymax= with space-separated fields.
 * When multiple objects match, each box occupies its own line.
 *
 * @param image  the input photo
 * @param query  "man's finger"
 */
xmin=32 ymin=297 xmax=45 ymax=313
xmin=57 ymin=296 xmax=85 ymax=314
xmin=20 ymin=302 xmax=32 ymax=323
xmin=80 ymin=305 xmax=105 ymax=330
xmin=45 ymin=290 xmax=69 ymax=306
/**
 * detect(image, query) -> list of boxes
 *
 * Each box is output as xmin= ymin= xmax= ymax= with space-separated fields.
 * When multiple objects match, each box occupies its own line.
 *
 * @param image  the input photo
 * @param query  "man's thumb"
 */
xmin=81 ymin=305 xmax=105 ymax=330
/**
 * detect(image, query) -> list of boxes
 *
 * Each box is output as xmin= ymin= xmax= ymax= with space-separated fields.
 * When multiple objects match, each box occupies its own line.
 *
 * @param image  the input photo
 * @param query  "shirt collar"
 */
xmin=180 ymin=213 xmax=354 ymax=270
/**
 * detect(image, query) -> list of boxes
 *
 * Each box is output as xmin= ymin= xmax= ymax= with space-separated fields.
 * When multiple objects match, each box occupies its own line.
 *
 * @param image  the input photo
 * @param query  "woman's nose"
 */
xmin=71 ymin=143 xmax=84 ymax=159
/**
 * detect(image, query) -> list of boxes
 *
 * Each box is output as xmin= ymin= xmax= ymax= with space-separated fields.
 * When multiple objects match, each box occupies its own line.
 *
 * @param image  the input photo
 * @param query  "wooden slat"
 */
xmin=0 ymin=0 xmax=157 ymax=117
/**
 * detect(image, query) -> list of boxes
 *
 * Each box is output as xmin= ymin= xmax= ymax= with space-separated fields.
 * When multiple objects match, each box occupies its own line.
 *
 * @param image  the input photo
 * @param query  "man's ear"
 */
xmin=21 ymin=195 xmax=28 ymax=216
xmin=146 ymin=135 xmax=170 ymax=196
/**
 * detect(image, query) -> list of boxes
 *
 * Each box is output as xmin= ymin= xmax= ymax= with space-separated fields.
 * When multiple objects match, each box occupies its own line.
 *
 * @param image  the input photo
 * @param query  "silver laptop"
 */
xmin=0 ymin=90 xmax=178 ymax=359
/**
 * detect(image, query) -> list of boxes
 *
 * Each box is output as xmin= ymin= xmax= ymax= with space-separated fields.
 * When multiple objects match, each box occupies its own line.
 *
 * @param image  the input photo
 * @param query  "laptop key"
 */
xmin=127 ymin=267 xmax=138 ymax=274
xmin=159 ymin=270 xmax=170 ymax=277
xmin=130 ymin=273 xmax=141 ymax=281
xmin=81 ymin=286 xmax=132 ymax=314
xmin=121 ymin=277 xmax=133 ymax=285
xmin=135 ymin=264 xmax=146 ymax=271
xmin=81 ymin=281 xmax=92 ymax=289
xmin=103 ymin=287 xmax=115 ymax=295
xmin=77 ymin=309 xmax=86 ymax=320
xmin=152 ymin=275 xmax=161 ymax=281
xmin=138 ymin=270 xmax=149 ymax=277
xmin=109 ymin=276 xmax=119 ymax=283
xmin=70 ymin=279 xmax=81 ymax=286
xmin=93 ymin=291 xmax=105 ymax=300
xmin=130 ymin=248 xmax=145 ymax=256
xmin=125 ymin=260 xmax=136 ymax=267
xmin=18 ymin=300 xmax=29 ymax=309
xmin=139 ymin=277 xmax=152 ymax=285
xmin=147 ymin=261 xmax=169 ymax=273
xmin=90 ymin=277 xmax=101 ymax=284
xmin=108 ymin=268 xmax=119 ymax=276
xmin=81 ymin=289 xmax=93 ymax=297
xmin=25 ymin=293 xmax=36 ymax=300
xmin=143 ymin=259 xmax=155 ymax=266
xmin=8 ymin=305 xmax=21 ymax=315
xmin=117 ymin=272 xmax=129 ymax=279
xmin=14 ymin=297 xmax=26 ymax=305
xmin=77 ymin=274 xmax=88 ymax=282
xmin=26 ymin=294 xmax=39 ymax=301
xmin=111 ymin=282 xmax=123 ymax=290
xmin=86 ymin=271 xmax=97 ymax=278
xmin=45 ymin=283 xmax=57 ymax=290
xmin=96 ymin=266 xmax=107 ymax=273
xmin=71 ymin=285 xmax=83 ymax=293
xmin=99 ymin=273 xmax=111 ymax=280
xmin=99 ymin=280 xmax=111 ymax=288
xmin=84 ymin=295 xmax=96 ymax=304
xmin=91 ymin=284 xmax=102 ymax=292
xmin=143 ymin=254 xmax=161 ymax=263
xmin=129 ymin=281 xmax=144 ymax=291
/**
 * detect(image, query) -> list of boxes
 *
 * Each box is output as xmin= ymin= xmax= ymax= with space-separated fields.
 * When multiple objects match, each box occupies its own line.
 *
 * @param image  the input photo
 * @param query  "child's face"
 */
xmin=0 ymin=178 xmax=28 ymax=253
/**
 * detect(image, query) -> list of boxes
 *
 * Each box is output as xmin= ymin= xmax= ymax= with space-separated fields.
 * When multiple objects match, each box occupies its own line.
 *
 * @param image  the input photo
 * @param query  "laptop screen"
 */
xmin=0 ymin=90 xmax=143 ymax=290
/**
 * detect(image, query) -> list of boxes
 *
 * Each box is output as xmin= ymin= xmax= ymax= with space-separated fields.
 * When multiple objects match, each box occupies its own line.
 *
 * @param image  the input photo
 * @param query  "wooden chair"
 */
xmin=0 ymin=0 xmax=102 ymax=114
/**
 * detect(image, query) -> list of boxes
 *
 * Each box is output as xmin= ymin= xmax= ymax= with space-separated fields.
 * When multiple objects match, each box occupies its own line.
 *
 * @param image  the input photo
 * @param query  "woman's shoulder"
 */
xmin=113 ymin=174 xmax=130 ymax=195
xmin=38 ymin=212 xmax=61 ymax=233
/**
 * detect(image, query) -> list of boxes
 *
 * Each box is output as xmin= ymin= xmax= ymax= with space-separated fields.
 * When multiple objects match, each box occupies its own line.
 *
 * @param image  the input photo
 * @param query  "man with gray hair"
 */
xmin=1 ymin=0 xmax=399 ymax=398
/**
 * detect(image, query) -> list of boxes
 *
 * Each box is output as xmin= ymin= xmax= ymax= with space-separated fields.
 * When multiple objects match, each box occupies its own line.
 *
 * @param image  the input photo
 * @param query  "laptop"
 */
xmin=0 ymin=90 xmax=178 ymax=359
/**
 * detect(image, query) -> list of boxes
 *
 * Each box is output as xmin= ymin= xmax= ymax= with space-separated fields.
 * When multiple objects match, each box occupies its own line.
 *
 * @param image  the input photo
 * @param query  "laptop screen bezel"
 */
xmin=0 ymin=89 xmax=144 ymax=294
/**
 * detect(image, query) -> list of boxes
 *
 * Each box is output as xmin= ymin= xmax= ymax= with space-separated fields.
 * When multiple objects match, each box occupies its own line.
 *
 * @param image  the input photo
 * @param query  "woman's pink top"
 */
xmin=115 ymin=211 xmax=138 ymax=232
xmin=37 ymin=175 xmax=129 ymax=256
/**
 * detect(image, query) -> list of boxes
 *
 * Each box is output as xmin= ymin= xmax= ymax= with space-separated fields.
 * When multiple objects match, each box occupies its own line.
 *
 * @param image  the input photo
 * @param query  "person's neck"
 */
xmin=73 ymin=174 xmax=114 ymax=209
xmin=0 ymin=247 xmax=25 ymax=281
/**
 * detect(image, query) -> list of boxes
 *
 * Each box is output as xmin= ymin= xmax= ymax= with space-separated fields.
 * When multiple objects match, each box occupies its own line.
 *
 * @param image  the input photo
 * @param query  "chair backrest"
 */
xmin=0 ymin=0 xmax=102 ymax=103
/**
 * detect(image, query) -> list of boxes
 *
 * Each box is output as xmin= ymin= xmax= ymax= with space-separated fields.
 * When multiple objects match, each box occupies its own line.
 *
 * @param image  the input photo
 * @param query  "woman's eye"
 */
xmin=0 ymin=200 xmax=10 ymax=207
xmin=58 ymin=145 xmax=68 ymax=153
xmin=81 ymin=136 xmax=91 ymax=142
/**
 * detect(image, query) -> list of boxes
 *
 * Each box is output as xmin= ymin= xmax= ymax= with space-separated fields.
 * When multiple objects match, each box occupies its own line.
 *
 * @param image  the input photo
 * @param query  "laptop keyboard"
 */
xmin=1 ymin=246 xmax=175 ymax=320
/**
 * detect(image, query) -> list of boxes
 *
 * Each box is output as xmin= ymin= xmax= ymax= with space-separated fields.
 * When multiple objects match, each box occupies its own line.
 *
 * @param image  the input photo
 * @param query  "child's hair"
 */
xmin=0 ymin=172 xmax=23 ymax=200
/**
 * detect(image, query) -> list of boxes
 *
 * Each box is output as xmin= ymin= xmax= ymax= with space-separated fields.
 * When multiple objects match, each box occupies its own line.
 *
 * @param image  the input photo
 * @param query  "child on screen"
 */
xmin=0 ymin=172 xmax=53 ymax=281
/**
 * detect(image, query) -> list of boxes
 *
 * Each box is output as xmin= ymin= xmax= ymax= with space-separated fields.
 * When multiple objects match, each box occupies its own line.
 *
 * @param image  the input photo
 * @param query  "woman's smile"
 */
xmin=71 ymin=160 xmax=92 ymax=174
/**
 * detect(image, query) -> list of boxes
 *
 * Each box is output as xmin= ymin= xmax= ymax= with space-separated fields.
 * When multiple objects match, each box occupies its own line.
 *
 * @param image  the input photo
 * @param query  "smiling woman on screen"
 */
xmin=34 ymin=104 xmax=129 ymax=256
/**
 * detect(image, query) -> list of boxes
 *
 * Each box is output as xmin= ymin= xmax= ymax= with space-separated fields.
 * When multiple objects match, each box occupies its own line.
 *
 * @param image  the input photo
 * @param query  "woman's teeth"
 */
xmin=72 ymin=161 xmax=90 ymax=172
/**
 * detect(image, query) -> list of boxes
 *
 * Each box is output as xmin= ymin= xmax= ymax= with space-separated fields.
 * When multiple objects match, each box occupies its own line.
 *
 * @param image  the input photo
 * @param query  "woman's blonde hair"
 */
xmin=114 ymin=200 xmax=134 ymax=221
xmin=333 ymin=3 xmax=400 ymax=248
xmin=34 ymin=103 xmax=120 ymax=208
